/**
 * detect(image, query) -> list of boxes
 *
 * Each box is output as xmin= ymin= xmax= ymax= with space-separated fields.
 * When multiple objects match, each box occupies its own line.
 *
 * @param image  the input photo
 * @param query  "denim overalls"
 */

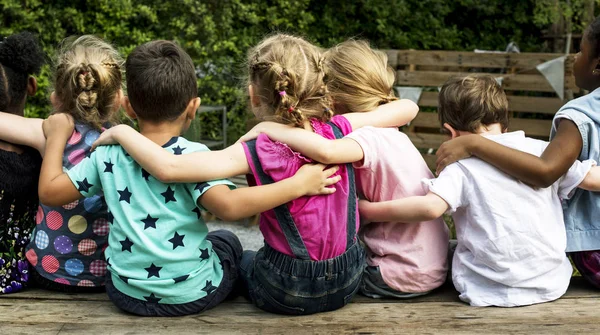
xmin=239 ymin=122 xmax=366 ymax=315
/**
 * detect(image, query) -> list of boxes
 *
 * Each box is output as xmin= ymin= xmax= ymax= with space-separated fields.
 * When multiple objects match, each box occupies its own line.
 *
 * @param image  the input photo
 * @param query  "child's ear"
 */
xmin=186 ymin=97 xmax=201 ymax=120
xmin=122 ymin=96 xmax=137 ymax=120
xmin=27 ymin=77 xmax=38 ymax=96
xmin=249 ymin=85 xmax=260 ymax=107
xmin=443 ymin=123 xmax=459 ymax=139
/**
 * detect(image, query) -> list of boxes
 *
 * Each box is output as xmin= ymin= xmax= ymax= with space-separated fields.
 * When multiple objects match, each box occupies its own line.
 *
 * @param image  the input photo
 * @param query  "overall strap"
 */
xmin=245 ymin=140 xmax=311 ymax=260
xmin=326 ymin=122 xmax=358 ymax=250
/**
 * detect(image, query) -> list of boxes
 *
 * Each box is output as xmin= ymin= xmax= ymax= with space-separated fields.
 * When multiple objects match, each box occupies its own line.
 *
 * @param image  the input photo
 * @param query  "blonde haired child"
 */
xmin=240 ymin=39 xmax=449 ymax=298
xmin=0 ymin=35 xmax=122 ymax=292
xmin=91 ymin=34 xmax=417 ymax=314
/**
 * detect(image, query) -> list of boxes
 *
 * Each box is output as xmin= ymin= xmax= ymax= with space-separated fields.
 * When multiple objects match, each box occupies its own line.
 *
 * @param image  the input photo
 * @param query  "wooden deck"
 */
xmin=1 ymin=277 xmax=599 ymax=334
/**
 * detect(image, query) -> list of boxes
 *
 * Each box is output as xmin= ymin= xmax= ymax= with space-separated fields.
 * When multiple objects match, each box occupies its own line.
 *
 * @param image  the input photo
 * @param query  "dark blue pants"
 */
xmin=240 ymin=242 xmax=366 ymax=315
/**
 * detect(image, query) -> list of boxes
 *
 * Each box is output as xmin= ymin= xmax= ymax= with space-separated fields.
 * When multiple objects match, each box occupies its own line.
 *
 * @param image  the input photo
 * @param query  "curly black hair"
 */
xmin=586 ymin=16 xmax=600 ymax=59
xmin=0 ymin=32 xmax=46 ymax=113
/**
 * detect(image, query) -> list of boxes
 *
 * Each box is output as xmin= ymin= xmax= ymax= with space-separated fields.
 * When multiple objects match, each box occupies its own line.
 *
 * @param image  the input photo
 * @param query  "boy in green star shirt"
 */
xmin=38 ymin=40 xmax=340 ymax=317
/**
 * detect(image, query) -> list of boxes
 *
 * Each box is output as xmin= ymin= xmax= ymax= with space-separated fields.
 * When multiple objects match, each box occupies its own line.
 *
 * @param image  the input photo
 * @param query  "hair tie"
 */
xmin=287 ymin=106 xmax=295 ymax=113
xmin=279 ymin=90 xmax=287 ymax=97
xmin=81 ymin=71 xmax=89 ymax=76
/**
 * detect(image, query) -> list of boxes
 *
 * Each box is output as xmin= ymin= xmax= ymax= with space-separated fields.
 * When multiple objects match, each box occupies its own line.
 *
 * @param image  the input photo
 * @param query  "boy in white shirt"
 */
xmin=359 ymin=74 xmax=600 ymax=307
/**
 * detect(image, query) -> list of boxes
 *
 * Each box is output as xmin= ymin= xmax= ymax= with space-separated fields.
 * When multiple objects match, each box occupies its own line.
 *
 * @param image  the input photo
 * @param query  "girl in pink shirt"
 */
xmin=243 ymin=40 xmax=449 ymax=298
xmin=93 ymin=34 xmax=417 ymax=314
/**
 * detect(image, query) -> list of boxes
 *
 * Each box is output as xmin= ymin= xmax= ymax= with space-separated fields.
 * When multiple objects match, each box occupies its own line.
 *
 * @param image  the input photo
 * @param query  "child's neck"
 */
xmin=457 ymin=123 xmax=504 ymax=137
xmin=138 ymin=119 xmax=187 ymax=146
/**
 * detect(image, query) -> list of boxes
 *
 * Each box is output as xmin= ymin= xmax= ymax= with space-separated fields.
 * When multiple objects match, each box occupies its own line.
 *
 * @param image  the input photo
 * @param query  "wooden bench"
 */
xmin=384 ymin=50 xmax=579 ymax=169
xmin=1 ymin=277 xmax=599 ymax=333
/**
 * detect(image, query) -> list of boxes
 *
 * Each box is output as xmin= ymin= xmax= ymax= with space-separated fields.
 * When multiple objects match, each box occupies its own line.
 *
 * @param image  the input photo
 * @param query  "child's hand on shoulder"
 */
xmin=236 ymin=121 xmax=291 ymax=143
xmin=91 ymin=124 xmax=133 ymax=151
xmin=42 ymin=113 xmax=74 ymax=141
xmin=293 ymin=163 xmax=341 ymax=196
xmin=436 ymin=135 xmax=478 ymax=175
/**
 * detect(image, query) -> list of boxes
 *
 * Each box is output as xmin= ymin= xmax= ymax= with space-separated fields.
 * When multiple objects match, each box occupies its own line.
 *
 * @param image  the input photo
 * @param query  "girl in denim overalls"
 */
xmin=434 ymin=16 xmax=600 ymax=289
xmin=91 ymin=33 xmax=417 ymax=314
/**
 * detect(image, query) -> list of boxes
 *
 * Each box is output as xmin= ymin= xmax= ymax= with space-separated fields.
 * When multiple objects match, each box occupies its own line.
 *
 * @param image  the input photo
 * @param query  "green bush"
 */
xmin=1 ymin=0 xmax=596 ymax=143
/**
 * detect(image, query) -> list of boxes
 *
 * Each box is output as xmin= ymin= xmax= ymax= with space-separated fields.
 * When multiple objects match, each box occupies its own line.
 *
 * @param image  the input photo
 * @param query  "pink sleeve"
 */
xmin=345 ymin=127 xmax=377 ymax=170
xmin=330 ymin=115 xmax=353 ymax=136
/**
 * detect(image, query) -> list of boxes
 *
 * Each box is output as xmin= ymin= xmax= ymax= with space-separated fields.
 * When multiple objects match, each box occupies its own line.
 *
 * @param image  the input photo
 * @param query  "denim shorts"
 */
xmin=240 ymin=242 xmax=366 ymax=315
xmin=106 ymin=230 xmax=242 ymax=317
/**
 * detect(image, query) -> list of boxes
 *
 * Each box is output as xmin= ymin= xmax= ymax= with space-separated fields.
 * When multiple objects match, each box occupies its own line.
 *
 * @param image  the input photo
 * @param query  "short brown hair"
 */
xmin=324 ymin=39 xmax=397 ymax=114
xmin=438 ymin=75 xmax=509 ymax=133
xmin=247 ymin=34 xmax=331 ymax=127
xmin=126 ymin=40 xmax=197 ymax=121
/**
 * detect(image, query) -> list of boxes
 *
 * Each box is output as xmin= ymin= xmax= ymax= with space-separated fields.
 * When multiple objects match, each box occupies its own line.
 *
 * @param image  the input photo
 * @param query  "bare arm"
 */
xmin=0 ymin=112 xmax=46 ymax=154
xmin=578 ymin=166 xmax=600 ymax=191
xmin=200 ymin=164 xmax=341 ymax=222
xmin=342 ymin=99 xmax=418 ymax=130
xmin=92 ymin=125 xmax=250 ymax=183
xmin=436 ymin=120 xmax=582 ymax=188
xmin=38 ymin=115 xmax=81 ymax=206
xmin=358 ymin=192 xmax=449 ymax=223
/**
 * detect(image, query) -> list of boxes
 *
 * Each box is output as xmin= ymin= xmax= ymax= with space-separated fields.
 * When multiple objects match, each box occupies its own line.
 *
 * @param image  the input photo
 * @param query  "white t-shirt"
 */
xmin=425 ymin=131 xmax=594 ymax=307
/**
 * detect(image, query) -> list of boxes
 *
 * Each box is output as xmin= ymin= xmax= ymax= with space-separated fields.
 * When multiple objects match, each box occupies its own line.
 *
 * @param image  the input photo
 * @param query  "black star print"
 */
xmin=119 ymin=275 xmax=129 ymax=284
xmin=143 ymin=293 xmax=162 ymax=303
xmin=120 ymin=237 xmax=134 ymax=252
xmin=77 ymin=178 xmax=94 ymax=193
xmin=106 ymin=257 xmax=112 ymax=267
xmin=161 ymin=186 xmax=177 ymax=204
xmin=141 ymin=214 xmax=158 ymax=230
xmin=141 ymin=168 xmax=150 ymax=181
xmin=168 ymin=232 xmax=185 ymax=250
xmin=202 ymin=280 xmax=217 ymax=295
xmin=145 ymin=263 xmax=162 ymax=278
xmin=192 ymin=208 xmax=202 ymax=219
xmin=195 ymin=182 xmax=209 ymax=193
xmin=199 ymin=248 xmax=209 ymax=261
xmin=173 ymin=274 xmax=189 ymax=284
xmin=107 ymin=212 xmax=114 ymax=224
xmin=117 ymin=187 xmax=132 ymax=203
xmin=172 ymin=145 xmax=186 ymax=155
xmin=103 ymin=161 xmax=114 ymax=173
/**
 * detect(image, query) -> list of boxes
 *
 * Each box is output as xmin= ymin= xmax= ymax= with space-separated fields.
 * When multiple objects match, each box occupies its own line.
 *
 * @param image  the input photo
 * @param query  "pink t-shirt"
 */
xmin=242 ymin=116 xmax=359 ymax=261
xmin=346 ymin=126 xmax=449 ymax=293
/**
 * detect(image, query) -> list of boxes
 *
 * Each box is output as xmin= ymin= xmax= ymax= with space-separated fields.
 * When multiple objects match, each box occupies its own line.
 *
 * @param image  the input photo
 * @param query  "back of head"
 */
xmin=126 ymin=40 xmax=197 ymax=122
xmin=324 ymin=40 xmax=397 ymax=114
xmin=586 ymin=16 xmax=600 ymax=59
xmin=0 ymin=32 xmax=45 ymax=114
xmin=438 ymin=75 xmax=509 ymax=133
xmin=53 ymin=35 xmax=123 ymax=130
xmin=247 ymin=34 xmax=331 ymax=127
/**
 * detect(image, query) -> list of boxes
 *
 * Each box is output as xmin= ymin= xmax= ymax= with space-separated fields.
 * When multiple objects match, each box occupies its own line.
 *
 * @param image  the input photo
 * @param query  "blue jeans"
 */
xmin=106 ymin=230 xmax=242 ymax=316
xmin=240 ymin=242 xmax=366 ymax=315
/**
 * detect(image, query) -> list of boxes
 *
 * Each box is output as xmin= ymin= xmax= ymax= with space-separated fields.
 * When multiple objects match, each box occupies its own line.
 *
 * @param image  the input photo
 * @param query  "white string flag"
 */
xmin=536 ymin=56 xmax=567 ymax=100
xmin=395 ymin=87 xmax=423 ymax=104
xmin=495 ymin=77 xmax=504 ymax=86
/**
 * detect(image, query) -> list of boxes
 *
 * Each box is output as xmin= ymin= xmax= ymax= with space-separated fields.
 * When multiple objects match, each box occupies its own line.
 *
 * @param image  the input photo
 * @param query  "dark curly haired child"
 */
xmin=0 ymin=32 xmax=45 ymax=294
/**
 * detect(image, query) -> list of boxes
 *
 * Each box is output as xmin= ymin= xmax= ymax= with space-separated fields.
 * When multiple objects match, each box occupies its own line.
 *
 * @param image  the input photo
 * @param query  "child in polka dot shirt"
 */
xmin=37 ymin=40 xmax=339 ymax=317
xmin=0 ymin=35 xmax=123 ymax=292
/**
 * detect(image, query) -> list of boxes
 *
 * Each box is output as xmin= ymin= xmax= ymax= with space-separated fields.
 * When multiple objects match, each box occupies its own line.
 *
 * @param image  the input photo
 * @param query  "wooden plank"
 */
xmin=415 ymin=91 xmax=565 ymax=115
xmin=396 ymin=70 xmax=578 ymax=92
xmin=381 ymin=49 xmax=399 ymax=68
xmin=396 ymin=50 xmax=574 ymax=70
xmin=409 ymin=112 xmax=552 ymax=138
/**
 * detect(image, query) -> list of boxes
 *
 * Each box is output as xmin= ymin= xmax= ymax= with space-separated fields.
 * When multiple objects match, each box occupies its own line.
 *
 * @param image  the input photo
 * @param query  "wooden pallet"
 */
xmin=1 ymin=277 xmax=599 ymax=334
xmin=385 ymin=50 xmax=579 ymax=170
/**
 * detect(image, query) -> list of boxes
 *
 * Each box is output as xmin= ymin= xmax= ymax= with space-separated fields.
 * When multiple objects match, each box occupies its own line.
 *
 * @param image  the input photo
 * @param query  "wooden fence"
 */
xmin=386 ymin=50 xmax=578 ymax=169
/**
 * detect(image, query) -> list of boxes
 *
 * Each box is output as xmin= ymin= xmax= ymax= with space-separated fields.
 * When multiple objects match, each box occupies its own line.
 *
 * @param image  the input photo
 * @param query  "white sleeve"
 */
xmin=422 ymin=163 xmax=467 ymax=213
xmin=557 ymin=159 xmax=596 ymax=199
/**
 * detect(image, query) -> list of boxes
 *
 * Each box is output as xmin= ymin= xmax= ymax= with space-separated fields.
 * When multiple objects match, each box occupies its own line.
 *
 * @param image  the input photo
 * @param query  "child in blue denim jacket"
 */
xmin=435 ymin=16 xmax=600 ymax=289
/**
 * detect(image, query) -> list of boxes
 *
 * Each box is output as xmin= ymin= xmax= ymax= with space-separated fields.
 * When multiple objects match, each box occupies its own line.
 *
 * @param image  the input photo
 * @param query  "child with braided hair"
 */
xmin=91 ymin=33 xmax=418 ymax=315
xmin=0 ymin=32 xmax=45 ymax=293
xmin=0 ymin=35 xmax=122 ymax=292
xmin=240 ymin=40 xmax=449 ymax=299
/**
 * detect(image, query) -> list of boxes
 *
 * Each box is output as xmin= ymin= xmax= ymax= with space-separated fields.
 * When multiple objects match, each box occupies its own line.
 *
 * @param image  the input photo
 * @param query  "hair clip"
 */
xmin=279 ymin=90 xmax=287 ymax=97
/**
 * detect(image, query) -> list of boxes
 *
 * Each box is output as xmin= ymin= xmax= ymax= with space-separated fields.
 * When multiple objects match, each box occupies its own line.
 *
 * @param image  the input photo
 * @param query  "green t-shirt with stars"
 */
xmin=66 ymin=136 xmax=235 ymax=304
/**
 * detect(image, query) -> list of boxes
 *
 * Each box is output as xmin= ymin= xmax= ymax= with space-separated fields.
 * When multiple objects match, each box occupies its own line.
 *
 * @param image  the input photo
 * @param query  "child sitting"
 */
xmin=38 ymin=40 xmax=339 ymax=317
xmin=90 ymin=34 xmax=416 ymax=315
xmin=239 ymin=40 xmax=449 ymax=298
xmin=0 ymin=32 xmax=45 ymax=293
xmin=360 ymin=74 xmax=600 ymax=307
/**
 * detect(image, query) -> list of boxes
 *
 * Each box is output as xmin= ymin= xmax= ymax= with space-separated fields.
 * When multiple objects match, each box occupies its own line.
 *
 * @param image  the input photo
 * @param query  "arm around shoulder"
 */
xmin=359 ymin=192 xmax=449 ymax=224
